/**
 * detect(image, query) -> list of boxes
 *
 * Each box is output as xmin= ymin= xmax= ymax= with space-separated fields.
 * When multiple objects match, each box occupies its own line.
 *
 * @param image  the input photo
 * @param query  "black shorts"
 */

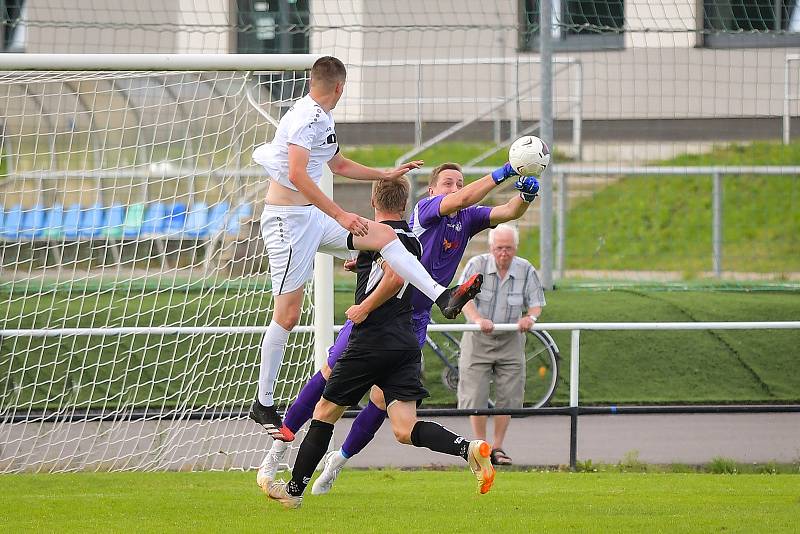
xmin=322 ymin=345 xmax=429 ymax=408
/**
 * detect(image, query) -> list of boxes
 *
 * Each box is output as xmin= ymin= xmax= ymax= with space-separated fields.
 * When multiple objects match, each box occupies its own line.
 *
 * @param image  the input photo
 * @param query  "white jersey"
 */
xmin=253 ymin=94 xmax=339 ymax=191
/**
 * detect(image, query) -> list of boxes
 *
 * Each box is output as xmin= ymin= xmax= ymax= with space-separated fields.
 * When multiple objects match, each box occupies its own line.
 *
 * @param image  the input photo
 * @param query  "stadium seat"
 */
xmin=207 ymin=202 xmax=230 ymax=235
xmin=1 ymin=205 xmax=23 ymax=239
xmin=78 ymin=204 xmax=106 ymax=238
xmin=43 ymin=204 xmax=64 ymax=238
xmin=227 ymin=203 xmax=252 ymax=235
xmin=184 ymin=202 xmax=209 ymax=238
xmin=20 ymin=205 xmax=46 ymax=239
xmin=104 ymin=204 xmax=126 ymax=238
xmin=122 ymin=203 xmax=145 ymax=238
xmin=62 ymin=204 xmax=82 ymax=239
xmin=140 ymin=203 xmax=168 ymax=236
xmin=164 ymin=203 xmax=187 ymax=235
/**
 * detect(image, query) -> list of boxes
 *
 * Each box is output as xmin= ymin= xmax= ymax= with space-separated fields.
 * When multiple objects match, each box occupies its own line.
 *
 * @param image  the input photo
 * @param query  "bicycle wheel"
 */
xmin=523 ymin=330 xmax=560 ymax=408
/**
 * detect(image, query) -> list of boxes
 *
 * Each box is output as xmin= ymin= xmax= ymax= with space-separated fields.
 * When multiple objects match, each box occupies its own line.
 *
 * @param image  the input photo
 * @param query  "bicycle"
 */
xmin=423 ymin=322 xmax=560 ymax=408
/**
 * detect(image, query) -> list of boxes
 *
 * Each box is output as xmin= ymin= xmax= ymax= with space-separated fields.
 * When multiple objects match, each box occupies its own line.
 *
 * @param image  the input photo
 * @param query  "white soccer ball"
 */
xmin=508 ymin=135 xmax=551 ymax=176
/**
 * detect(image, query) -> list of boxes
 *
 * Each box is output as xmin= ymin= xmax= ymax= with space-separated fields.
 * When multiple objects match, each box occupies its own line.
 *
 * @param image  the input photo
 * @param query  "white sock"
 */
xmin=379 ymin=238 xmax=446 ymax=302
xmin=331 ymin=449 xmax=349 ymax=469
xmin=258 ymin=321 xmax=291 ymax=407
xmin=264 ymin=440 xmax=289 ymax=462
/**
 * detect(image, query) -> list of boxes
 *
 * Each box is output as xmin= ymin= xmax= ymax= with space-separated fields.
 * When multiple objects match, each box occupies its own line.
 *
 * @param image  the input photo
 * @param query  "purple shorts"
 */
xmin=326 ymin=311 xmax=432 ymax=369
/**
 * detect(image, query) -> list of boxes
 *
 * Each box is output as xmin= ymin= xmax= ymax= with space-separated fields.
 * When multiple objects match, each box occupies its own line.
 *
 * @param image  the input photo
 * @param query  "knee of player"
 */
xmin=371 ymin=222 xmax=395 ymax=245
xmin=392 ymin=424 xmax=413 ymax=445
xmin=275 ymin=310 xmax=301 ymax=330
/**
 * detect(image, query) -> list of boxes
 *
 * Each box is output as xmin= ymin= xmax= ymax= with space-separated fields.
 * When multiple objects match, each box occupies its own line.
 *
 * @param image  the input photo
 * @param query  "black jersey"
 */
xmin=348 ymin=220 xmax=422 ymax=350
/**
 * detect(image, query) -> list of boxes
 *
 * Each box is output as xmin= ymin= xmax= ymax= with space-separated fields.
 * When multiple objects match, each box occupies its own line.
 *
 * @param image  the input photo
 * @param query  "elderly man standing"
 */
xmin=456 ymin=223 xmax=546 ymax=466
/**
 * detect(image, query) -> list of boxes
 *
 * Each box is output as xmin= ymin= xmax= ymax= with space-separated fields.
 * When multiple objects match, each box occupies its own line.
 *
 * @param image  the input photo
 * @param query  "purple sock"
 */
xmin=341 ymin=401 xmax=387 ymax=457
xmin=283 ymin=371 xmax=326 ymax=434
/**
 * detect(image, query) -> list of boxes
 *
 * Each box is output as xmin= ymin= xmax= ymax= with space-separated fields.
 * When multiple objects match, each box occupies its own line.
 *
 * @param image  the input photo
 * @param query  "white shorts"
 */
xmin=261 ymin=204 xmax=356 ymax=295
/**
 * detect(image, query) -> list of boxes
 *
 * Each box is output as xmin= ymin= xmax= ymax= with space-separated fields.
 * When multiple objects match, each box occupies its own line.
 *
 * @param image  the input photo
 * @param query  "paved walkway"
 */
xmin=334 ymin=413 xmax=800 ymax=467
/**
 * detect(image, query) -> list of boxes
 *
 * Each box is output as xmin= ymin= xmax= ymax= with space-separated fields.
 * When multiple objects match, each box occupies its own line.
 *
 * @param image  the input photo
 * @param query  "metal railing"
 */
xmin=351 ymin=57 xmax=582 ymax=164
xmin=3 ymin=320 xmax=798 ymax=471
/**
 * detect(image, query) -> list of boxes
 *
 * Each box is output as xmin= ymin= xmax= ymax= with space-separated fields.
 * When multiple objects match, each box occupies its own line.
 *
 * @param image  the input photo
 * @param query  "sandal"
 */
xmin=490 ymin=448 xmax=513 ymax=466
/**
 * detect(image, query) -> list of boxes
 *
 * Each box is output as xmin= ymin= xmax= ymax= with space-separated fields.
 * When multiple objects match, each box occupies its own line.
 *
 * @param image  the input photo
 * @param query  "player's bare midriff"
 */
xmin=265 ymin=179 xmax=311 ymax=206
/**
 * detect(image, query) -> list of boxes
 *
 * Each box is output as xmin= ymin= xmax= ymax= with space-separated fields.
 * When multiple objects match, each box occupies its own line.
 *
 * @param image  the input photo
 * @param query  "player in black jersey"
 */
xmin=262 ymin=178 xmax=495 ymax=509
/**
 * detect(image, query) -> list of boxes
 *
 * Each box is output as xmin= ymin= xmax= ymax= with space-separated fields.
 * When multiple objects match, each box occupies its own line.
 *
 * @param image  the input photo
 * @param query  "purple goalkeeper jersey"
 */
xmin=409 ymin=194 xmax=492 ymax=314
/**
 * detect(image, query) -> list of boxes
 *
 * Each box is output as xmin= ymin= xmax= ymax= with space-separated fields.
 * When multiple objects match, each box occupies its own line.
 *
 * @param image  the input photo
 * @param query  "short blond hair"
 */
xmin=372 ymin=177 xmax=410 ymax=213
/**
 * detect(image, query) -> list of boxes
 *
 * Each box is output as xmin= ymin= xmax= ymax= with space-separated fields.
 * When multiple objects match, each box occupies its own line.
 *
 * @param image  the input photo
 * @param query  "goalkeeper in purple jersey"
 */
xmin=256 ymin=161 xmax=540 ymax=490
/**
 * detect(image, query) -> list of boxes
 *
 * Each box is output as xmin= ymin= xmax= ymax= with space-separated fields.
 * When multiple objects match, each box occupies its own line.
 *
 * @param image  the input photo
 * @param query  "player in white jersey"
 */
xmin=249 ymin=57 xmax=508 ymax=440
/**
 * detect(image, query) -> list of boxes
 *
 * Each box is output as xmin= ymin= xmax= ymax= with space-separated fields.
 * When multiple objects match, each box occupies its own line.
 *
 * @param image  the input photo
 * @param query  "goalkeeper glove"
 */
xmin=515 ymin=175 xmax=540 ymax=202
xmin=491 ymin=162 xmax=518 ymax=184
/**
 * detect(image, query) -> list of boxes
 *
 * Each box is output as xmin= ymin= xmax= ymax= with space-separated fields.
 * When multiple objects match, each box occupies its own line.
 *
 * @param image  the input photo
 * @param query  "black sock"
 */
xmin=410 ymin=420 xmax=470 ymax=460
xmin=288 ymin=419 xmax=334 ymax=496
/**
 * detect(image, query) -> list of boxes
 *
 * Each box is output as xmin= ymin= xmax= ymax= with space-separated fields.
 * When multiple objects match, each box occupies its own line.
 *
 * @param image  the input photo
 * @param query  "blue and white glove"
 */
xmin=514 ymin=175 xmax=540 ymax=202
xmin=491 ymin=162 xmax=518 ymax=185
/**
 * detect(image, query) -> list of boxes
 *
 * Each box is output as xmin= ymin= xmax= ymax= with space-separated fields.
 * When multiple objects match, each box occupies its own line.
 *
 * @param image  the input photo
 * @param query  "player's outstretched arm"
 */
xmin=489 ymin=175 xmax=540 ymax=225
xmin=328 ymin=152 xmax=423 ymax=182
xmin=438 ymin=163 xmax=518 ymax=217
xmin=345 ymin=261 xmax=405 ymax=324
xmin=288 ymin=144 xmax=369 ymax=236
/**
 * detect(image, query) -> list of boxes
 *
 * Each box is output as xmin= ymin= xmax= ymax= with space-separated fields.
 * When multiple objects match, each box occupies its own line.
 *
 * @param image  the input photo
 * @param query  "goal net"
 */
xmin=0 ymin=54 xmax=329 ymax=473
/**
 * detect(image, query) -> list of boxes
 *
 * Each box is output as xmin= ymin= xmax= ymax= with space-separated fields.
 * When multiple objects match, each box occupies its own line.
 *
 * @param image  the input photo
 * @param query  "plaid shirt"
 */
xmin=457 ymin=253 xmax=545 ymax=324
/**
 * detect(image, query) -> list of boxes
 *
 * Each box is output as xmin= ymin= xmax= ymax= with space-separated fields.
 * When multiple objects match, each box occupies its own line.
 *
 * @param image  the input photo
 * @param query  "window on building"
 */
xmin=2 ymin=0 xmax=26 ymax=52
xmin=236 ymin=0 xmax=310 ymax=54
xmin=704 ymin=0 xmax=800 ymax=47
xmin=520 ymin=0 xmax=625 ymax=52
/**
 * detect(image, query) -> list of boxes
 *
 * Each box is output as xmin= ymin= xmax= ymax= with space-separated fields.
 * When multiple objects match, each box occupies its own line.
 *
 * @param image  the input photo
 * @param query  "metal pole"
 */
xmin=556 ymin=172 xmax=566 ymax=279
xmin=784 ymin=57 xmax=791 ymax=145
xmin=573 ymin=62 xmax=583 ymax=160
xmin=569 ymin=329 xmax=580 ymax=471
xmin=314 ymin=167 xmax=335 ymax=371
xmin=415 ymin=64 xmax=423 ymax=147
xmin=277 ymin=0 xmax=292 ymax=53
xmin=539 ymin=0 xmax=555 ymax=289
xmin=512 ymin=57 xmax=520 ymax=140
xmin=712 ymin=172 xmax=723 ymax=277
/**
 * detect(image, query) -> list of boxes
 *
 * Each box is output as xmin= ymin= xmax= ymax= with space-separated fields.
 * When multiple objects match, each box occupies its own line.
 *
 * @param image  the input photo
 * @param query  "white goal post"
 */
xmin=0 ymin=53 xmax=336 ymax=473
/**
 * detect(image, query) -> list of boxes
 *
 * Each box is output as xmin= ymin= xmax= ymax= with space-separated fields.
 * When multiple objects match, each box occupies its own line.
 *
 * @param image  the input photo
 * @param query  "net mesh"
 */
xmin=0 ymin=68 xmax=317 ymax=472
xmin=1 ymin=0 xmax=799 ymax=472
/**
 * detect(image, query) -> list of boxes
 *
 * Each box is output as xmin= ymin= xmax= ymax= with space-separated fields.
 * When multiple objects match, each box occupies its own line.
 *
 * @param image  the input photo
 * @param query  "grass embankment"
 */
xmin=343 ymin=140 xmax=800 ymax=273
xmin=2 ymin=288 xmax=798 ymax=408
xmin=1 ymin=470 xmax=798 ymax=533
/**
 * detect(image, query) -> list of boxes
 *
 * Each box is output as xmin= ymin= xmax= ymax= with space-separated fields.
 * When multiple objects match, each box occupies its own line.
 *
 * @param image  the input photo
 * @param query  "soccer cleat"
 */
xmin=467 ymin=440 xmax=496 ymax=495
xmin=311 ymin=450 xmax=345 ymax=495
xmin=437 ymin=273 xmax=483 ymax=320
xmin=256 ymin=442 xmax=289 ymax=489
xmin=265 ymin=480 xmax=303 ymax=509
xmin=249 ymin=400 xmax=295 ymax=442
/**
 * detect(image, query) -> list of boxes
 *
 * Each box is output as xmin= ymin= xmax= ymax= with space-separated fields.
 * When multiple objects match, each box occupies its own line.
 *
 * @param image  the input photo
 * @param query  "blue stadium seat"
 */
xmin=62 ymin=204 xmax=82 ymax=239
xmin=20 ymin=205 xmax=47 ymax=239
xmin=104 ymin=204 xmax=126 ymax=238
xmin=164 ymin=203 xmax=187 ymax=235
xmin=1 ymin=205 xmax=23 ymax=239
xmin=207 ymin=202 xmax=230 ymax=235
xmin=44 ymin=204 xmax=64 ymax=238
xmin=78 ymin=204 xmax=106 ymax=238
xmin=184 ymin=202 xmax=209 ymax=238
xmin=140 ymin=203 xmax=168 ymax=236
xmin=227 ymin=203 xmax=252 ymax=235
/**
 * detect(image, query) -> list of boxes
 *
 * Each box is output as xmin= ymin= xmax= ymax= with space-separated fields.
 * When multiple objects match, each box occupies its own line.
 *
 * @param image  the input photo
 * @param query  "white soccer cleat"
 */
xmin=256 ymin=441 xmax=289 ymax=491
xmin=265 ymin=480 xmax=303 ymax=509
xmin=467 ymin=440 xmax=496 ymax=495
xmin=311 ymin=450 xmax=346 ymax=495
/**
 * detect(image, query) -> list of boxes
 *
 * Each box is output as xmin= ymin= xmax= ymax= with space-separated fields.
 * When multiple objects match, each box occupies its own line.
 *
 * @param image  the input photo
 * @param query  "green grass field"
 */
xmin=1 ymin=470 xmax=797 ymax=533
